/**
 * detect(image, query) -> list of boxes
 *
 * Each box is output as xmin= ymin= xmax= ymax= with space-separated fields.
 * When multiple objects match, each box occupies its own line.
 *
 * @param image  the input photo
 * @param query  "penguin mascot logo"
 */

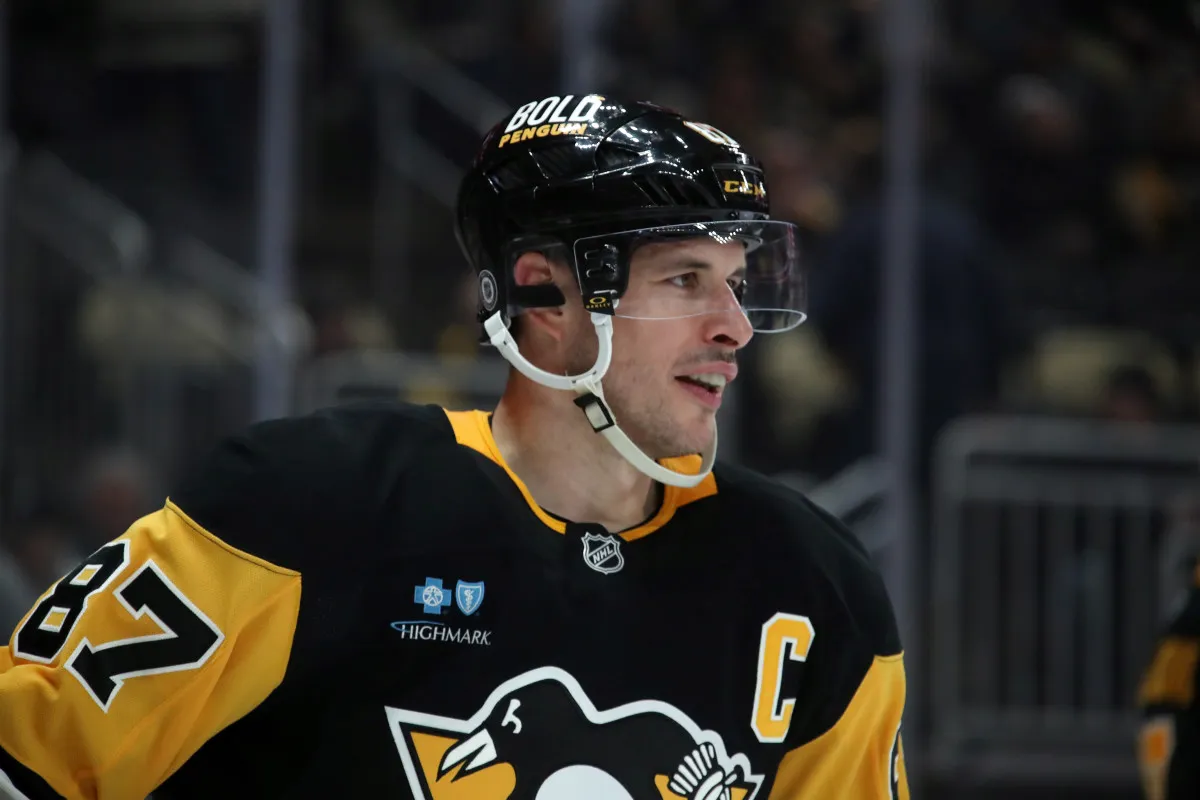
xmin=386 ymin=666 xmax=763 ymax=799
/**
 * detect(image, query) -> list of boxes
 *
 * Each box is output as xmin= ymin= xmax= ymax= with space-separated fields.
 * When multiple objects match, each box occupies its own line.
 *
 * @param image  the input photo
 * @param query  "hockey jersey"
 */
xmin=0 ymin=402 xmax=907 ymax=799
xmin=1138 ymin=562 xmax=1200 ymax=800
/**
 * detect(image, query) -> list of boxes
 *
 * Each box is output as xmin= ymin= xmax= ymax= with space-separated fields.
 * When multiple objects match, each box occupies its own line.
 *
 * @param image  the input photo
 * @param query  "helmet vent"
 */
xmin=488 ymin=154 xmax=542 ymax=191
xmin=532 ymin=144 xmax=581 ymax=178
xmin=633 ymin=174 xmax=714 ymax=208
xmin=661 ymin=176 xmax=699 ymax=205
xmin=632 ymin=175 xmax=672 ymax=205
xmin=595 ymin=144 xmax=642 ymax=172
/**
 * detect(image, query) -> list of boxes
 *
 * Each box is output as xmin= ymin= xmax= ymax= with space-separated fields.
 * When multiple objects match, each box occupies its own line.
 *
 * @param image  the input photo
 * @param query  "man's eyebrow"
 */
xmin=667 ymin=259 xmax=748 ymax=279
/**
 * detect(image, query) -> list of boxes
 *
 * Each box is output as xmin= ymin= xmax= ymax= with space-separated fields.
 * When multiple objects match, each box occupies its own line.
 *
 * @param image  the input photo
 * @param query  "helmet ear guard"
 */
xmin=502 ymin=284 xmax=568 ymax=319
xmin=484 ymin=237 xmax=630 ymax=325
xmin=475 ymin=241 xmax=570 ymax=339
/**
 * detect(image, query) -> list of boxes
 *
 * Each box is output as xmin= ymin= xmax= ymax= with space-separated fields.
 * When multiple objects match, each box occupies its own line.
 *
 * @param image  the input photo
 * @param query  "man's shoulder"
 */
xmin=710 ymin=461 xmax=901 ymax=658
xmin=167 ymin=401 xmax=457 ymax=573
xmin=175 ymin=399 xmax=456 ymax=496
xmin=1138 ymin=575 xmax=1200 ymax=715
xmin=1164 ymin=580 xmax=1200 ymax=639
xmin=710 ymin=461 xmax=877 ymax=573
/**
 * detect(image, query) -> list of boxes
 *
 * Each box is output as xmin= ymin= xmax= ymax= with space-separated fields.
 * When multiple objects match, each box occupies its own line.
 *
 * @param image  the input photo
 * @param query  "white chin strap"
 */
xmin=484 ymin=310 xmax=716 ymax=488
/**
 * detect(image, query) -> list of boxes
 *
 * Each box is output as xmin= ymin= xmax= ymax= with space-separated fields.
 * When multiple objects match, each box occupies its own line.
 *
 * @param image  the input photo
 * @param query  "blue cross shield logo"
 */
xmin=455 ymin=580 xmax=485 ymax=616
xmin=413 ymin=577 xmax=453 ymax=615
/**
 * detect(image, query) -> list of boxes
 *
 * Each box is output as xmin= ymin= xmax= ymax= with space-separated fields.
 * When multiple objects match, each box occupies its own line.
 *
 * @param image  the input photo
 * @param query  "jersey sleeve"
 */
xmin=767 ymin=654 xmax=908 ymax=799
xmin=0 ymin=502 xmax=301 ymax=800
xmin=764 ymin=496 xmax=909 ymax=799
xmin=1137 ymin=588 xmax=1200 ymax=800
xmin=0 ymin=403 xmax=451 ymax=800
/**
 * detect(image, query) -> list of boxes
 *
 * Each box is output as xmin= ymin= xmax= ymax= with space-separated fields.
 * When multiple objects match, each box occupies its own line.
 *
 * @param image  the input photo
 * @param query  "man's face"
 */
xmin=565 ymin=237 xmax=754 ymax=459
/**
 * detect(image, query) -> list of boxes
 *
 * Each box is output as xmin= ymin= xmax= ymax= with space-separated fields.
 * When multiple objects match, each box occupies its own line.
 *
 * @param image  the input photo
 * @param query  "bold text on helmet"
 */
xmin=498 ymin=123 xmax=589 ymax=148
xmin=504 ymin=94 xmax=605 ymax=133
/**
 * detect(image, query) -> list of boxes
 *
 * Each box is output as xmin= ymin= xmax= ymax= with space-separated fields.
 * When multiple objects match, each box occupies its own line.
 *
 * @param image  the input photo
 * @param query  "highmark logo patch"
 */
xmin=390 ymin=620 xmax=491 ymax=647
xmin=393 ymin=577 xmax=491 ymax=646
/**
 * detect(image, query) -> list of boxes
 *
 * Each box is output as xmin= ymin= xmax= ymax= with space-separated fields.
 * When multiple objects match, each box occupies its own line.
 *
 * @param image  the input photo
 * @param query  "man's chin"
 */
xmin=602 ymin=398 xmax=715 ymax=462
xmin=643 ymin=428 xmax=716 ymax=463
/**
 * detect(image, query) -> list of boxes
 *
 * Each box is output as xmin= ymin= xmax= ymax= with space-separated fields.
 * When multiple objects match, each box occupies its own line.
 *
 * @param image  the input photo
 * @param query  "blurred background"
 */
xmin=1 ymin=0 xmax=1199 ymax=797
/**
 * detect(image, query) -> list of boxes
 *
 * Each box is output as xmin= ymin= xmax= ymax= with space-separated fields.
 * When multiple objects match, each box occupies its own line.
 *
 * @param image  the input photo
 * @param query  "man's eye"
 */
xmin=668 ymin=273 xmax=699 ymax=289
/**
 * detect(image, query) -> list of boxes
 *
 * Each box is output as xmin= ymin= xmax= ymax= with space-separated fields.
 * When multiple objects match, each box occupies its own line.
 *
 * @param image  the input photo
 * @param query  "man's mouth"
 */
xmin=675 ymin=374 xmax=728 ymax=392
xmin=675 ymin=375 xmax=726 ymax=409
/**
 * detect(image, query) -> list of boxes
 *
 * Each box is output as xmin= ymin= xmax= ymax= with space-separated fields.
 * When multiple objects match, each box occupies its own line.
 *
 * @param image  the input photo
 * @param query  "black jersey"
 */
xmin=0 ymin=402 xmax=908 ymax=799
xmin=1138 ymin=563 xmax=1200 ymax=800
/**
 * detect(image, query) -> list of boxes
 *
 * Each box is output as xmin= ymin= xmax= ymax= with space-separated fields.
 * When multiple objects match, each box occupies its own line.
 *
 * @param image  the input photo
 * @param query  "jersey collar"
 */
xmin=444 ymin=409 xmax=717 ymax=541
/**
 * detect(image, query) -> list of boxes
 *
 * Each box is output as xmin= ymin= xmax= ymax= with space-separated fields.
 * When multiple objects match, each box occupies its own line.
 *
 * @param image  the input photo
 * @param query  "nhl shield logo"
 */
xmin=455 ymin=581 xmax=485 ymax=616
xmin=581 ymin=532 xmax=624 ymax=575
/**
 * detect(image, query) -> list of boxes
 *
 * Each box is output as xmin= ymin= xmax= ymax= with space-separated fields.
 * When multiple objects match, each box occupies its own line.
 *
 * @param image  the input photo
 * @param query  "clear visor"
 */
xmin=573 ymin=219 xmax=806 ymax=333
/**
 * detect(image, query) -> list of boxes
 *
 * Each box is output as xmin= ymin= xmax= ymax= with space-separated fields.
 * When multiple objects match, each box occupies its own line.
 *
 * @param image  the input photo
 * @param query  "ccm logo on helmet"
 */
xmin=723 ymin=179 xmax=766 ymax=200
xmin=498 ymin=94 xmax=605 ymax=148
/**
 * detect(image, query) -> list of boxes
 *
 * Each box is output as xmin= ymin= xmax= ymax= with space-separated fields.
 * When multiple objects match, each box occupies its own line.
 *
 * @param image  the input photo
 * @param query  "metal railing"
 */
xmin=359 ymin=31 xmax=512 ymax=342
xmin=2 ymin=151 xmax=160 ymax=522
xmin=1 ymin=150 xmax=310 ymax=520
xmin=365 ymin=31 xmax=510 ymax=204
xmin=804 ymin=455 xmax=889 ymax=555
xmin=12 ymin=151 xmax=152 ymax=277
xmin=928 ymin=414 xmax=1200 ymax=789
xmin=293 ymin=349 xmax=510 ymax=415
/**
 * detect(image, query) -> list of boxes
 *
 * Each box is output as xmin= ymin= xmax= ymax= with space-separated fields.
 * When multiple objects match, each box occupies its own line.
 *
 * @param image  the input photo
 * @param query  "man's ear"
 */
xmin=512 ymin=251 xmax=574 ymax=343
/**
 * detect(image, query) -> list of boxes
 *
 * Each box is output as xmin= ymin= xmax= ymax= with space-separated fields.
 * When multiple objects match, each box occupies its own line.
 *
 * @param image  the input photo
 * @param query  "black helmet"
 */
xmin=454 ymin=94 xmax=791 ymax=327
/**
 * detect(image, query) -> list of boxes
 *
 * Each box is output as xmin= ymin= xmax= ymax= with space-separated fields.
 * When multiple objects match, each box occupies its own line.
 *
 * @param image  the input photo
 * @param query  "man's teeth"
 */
xmin=684 ymin=374 xmax=727 ymax=390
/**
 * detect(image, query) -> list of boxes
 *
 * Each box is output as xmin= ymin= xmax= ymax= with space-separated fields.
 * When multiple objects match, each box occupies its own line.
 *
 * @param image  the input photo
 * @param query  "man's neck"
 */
xmin=490 ymin=377 xmax=661 ymax=533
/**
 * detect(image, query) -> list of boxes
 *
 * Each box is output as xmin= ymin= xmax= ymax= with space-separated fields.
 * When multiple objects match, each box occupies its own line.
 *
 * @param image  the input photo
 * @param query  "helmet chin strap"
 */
xmin=483 ymin=310 xmax=716 ymax=488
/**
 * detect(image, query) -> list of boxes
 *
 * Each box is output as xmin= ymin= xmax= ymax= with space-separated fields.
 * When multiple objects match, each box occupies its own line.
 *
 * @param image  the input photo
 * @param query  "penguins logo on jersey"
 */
xmin=386 ymin=666 xmax=763 ymax=799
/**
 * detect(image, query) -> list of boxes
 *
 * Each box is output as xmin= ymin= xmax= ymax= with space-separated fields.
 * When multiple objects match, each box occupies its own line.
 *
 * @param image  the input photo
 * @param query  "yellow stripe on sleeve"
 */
xmin=0 ymin=502 xmax=301 ymax=800
xmin=768 ymin=654 xmax=908 ymax=799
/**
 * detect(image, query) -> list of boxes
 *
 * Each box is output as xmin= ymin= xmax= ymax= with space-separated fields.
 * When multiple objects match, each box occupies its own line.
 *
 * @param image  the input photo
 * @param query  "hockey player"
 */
xmin=0 ymin=95 xmax=908 ymax=799
xmin=1138 ymin=557 xmax=1200 ymax=799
